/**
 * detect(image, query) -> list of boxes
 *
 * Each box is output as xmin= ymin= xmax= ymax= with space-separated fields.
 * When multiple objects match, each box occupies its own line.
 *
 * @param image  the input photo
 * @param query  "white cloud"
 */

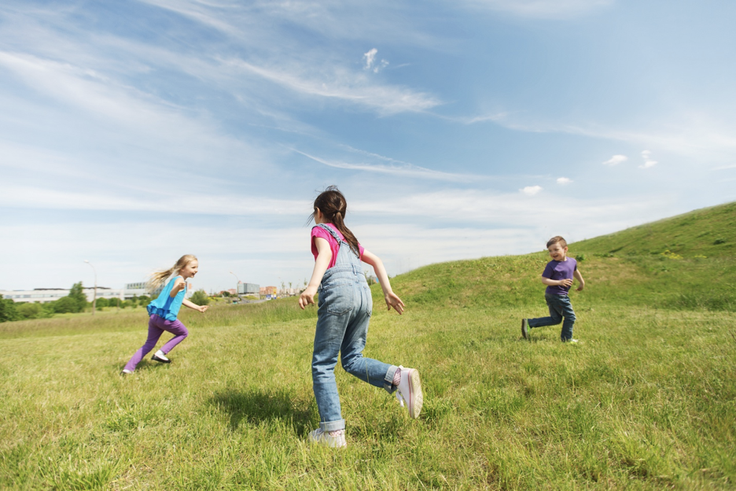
xmin=364 ymin=48 xmax=377 ymax=69
xmin=557 ymin=177 xmax=572 ymax=185
xmin=521 ymin=185 xmax=542 ymax=196
xmin=639 ymin=150 xmax=658 ymax=169
xmin=363 ymin=48 xmax=389 ymax=73
xmin=603 ymin=154 xmax=628 ymax=166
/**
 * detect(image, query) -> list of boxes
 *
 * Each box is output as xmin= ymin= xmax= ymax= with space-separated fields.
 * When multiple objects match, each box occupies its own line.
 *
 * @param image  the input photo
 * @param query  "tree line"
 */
xmin=0 ymin=282 xmax=156 ymax=322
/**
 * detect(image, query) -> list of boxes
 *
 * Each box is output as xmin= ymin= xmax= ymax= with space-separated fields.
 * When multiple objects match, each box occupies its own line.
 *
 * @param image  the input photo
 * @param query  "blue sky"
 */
xmin=1 ymin=0 xmax=735 ymax=293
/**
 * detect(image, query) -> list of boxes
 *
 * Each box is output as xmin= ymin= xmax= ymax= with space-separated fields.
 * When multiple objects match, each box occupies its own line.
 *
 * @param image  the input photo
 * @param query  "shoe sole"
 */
xmin=407 ymin=370 xmax=423 ymax=419
xmin=152 ymin=355 xmax=171 ymax=363
xmin=521 ymin=319 xmax=529 ymax=340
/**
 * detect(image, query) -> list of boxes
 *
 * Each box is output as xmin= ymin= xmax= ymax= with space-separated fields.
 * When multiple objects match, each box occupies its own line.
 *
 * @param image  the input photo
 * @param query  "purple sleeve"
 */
xmin=541 ymin=261 xmax=556 ymax=278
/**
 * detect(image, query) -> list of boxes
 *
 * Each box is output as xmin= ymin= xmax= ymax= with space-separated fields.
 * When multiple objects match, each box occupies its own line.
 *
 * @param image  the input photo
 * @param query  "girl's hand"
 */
xmin=198 ymin=305 xmax=209 ymax=313
xmin=385 ymin=291 xmax=405 ymax=315
xmin=299 ymin=287 xmax=318 ymax=310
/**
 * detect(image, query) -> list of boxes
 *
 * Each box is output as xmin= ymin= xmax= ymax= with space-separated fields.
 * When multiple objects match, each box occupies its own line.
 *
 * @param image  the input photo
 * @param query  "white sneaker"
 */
xmin=395 ymin=366 xmax=423 ymax=419
xmin=121 ymin=369 xmax=133 ymax=375
xmin=309 ymin=428 xmax=347 ymax=448
xmin=152 ymin=350 xmax=170 ymax=363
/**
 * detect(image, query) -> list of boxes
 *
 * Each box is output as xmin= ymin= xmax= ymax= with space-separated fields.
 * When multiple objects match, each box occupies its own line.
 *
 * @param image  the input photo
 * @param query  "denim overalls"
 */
xmin=312 ymin=224 xmax=399 ymax=432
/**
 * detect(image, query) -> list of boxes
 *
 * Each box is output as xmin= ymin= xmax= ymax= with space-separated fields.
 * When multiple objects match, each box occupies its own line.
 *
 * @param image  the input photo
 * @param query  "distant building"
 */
xmin=1 ymin=281 xmax=191 ymax=304
xmin=260 ymin=286 xmax=277 ymax=296
xmin=0 ymin=287 xmax=124 ymax=304
xmin=237 ymin=282 xmax=260 ymax=295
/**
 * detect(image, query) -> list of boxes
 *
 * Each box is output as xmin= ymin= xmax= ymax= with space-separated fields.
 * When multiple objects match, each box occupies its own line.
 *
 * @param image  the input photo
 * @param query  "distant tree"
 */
xmin=137 ymin=295 xmax=151 ymax=306
xmin=17 ymin=302 xmax=43 ymax=320
xmin=0 ymin=295 xmax=19 ymax=323
xmin=67 ymin=282 xmax=88 ymax=313
xmin=95 ymin=298 xmax=109 ymax=308
xmin=190 ymin=290 xmax=210 ymax=306
xmin=222 ymin=291 xmax=231 ymax=298
xmin=53 ymin=296 xmax=78 ymax=314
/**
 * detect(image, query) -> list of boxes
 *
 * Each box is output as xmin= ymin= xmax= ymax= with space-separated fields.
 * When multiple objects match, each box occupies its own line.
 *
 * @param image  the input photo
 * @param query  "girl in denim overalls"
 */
xmin=299 ymin=187 xmax=423 ymax=448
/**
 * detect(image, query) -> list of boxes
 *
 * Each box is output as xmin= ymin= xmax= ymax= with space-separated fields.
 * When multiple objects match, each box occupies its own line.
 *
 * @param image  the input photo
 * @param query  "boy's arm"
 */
xmin=182 ymin=298 xmax=208 ymax=313
xmin=361 ymin=249 xmax=405 ymax=314
xmin=299 ymin=237 xmax=332 ymax=309
xmin=573 ymin=269 xmax=585 ymax=291
xmin=541 ymin=276 xmax=573 ymax=288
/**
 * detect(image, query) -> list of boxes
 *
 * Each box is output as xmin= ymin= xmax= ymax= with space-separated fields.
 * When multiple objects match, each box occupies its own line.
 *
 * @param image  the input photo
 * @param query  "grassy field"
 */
xmin=1 ymin=203 xmax=735 ymax=489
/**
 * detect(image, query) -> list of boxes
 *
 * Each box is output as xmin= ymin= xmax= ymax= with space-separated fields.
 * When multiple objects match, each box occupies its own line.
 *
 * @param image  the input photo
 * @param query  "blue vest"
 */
xmin=147 ymin=275 xmax=186 ymax=321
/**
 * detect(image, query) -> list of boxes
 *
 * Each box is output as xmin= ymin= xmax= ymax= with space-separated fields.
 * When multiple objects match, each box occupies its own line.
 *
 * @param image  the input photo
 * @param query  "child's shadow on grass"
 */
xmin=209 ymin=389 xmax=313 ymax=434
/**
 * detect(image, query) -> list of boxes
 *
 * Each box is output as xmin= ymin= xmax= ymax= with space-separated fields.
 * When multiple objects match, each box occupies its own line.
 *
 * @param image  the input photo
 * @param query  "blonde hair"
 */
xmin=147 ymin=254 xmax=197 ymax=293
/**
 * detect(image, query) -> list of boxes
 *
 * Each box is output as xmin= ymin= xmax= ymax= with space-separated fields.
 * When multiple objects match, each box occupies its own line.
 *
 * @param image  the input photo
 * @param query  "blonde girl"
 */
xmin=299 ymin=186 xmax=423 ymax=448
xmin=122 ymin=255 xmax=208 ymax=374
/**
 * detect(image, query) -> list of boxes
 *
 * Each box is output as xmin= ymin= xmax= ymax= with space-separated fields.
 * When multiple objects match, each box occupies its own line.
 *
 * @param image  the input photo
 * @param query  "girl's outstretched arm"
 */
xmin=299 ymin=237 xmax=332 ymax=309
xmin=182 ymin=299 xmax=208 ymax=313
xmin=362 ymin=249 xmax=405 ymax=315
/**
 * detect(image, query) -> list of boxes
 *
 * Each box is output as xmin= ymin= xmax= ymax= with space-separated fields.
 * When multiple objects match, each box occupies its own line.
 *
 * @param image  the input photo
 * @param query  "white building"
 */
xmin=0 ymin=287 xmax=124 ymax=304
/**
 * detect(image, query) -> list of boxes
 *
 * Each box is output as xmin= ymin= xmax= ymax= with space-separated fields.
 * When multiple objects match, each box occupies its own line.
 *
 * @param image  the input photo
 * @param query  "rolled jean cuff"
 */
xmin=384 ymin=365 xmax=399 ymax=393
xmin=320 ymin=419 xmax=345 ymax=432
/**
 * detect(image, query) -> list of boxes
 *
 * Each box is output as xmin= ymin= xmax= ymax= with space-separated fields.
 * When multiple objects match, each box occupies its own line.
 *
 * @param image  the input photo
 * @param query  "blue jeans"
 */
xmin=528 ymin=294 xmax=576 ymax=341
xmin=312 ymin=264 xmax=398 ymax=432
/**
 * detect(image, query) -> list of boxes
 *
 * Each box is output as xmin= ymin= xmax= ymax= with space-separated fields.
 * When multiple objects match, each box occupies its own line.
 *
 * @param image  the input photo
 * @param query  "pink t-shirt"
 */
xmin=311 ymin=224 xmax=365 ymax=269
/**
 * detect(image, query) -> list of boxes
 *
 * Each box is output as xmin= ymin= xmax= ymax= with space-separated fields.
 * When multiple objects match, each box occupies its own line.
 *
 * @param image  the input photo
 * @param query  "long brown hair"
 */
xmin=147 ymin=254 xmax=197 ymax=293
xmin=311 ymin=186 xmax=360 ymax=255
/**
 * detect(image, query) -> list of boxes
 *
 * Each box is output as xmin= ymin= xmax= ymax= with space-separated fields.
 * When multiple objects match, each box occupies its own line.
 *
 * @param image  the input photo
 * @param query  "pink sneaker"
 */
xmin=395 ymin=366 xmax=423 ymax=419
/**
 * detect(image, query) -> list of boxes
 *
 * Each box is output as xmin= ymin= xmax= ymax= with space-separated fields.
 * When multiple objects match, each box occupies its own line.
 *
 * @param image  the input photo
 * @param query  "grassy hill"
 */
xmin=394 ymin=201 xmax=736 ymax=312
xmin=0 ymin=203 xmax=734 ymax=490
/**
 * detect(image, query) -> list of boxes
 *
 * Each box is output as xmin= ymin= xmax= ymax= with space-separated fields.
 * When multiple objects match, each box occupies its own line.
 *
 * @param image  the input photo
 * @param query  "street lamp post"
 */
xmin=84 ymin=260 xmax=97 ymax=315
xmin=230 ymin=271 xmax=241 ymax=297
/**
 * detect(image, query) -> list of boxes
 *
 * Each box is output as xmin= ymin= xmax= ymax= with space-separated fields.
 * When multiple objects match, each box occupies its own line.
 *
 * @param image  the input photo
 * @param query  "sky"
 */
xmin=1 ymin=0 xmax=735 ymax=294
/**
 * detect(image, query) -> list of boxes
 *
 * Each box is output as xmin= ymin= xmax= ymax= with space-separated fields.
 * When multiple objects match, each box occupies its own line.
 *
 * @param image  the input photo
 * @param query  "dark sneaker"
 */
xmin=521 ymin=319 xmax=529 ymax=340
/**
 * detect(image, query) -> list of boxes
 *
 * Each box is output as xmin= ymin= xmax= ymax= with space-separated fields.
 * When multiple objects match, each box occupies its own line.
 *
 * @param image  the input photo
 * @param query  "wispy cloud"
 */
xmin=291 ymin=148 xmax=483 ymax=182
xmin=226 ymin=58 xmax=440 ymax=115
xmin=456 ymin=0 xmax=614 ymax=18
xmin=603 ymin=155 xmax=627 ymax=166
xmin=557 ymin=177 xmax=572 ymax=185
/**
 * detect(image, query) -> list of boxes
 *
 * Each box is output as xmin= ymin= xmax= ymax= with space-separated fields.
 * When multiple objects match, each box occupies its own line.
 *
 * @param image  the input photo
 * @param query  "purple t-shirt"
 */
xmin=311 ymin=224 xmax=365 ymax=269
xmin=542 ymin=257 xmax=577 ymax=296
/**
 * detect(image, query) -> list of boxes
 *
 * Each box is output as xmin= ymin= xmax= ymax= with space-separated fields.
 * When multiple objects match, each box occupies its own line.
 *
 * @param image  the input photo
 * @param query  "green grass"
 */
xmin=1 ymin=203 xmax=735 ymax=489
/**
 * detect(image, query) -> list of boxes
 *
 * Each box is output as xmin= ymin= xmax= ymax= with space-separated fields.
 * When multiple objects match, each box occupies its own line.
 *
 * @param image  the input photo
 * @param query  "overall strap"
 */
xmin=315 ymin=223 xmax=344 ymax=244
xmin=314 ymin=223 xmax=360 ymax=259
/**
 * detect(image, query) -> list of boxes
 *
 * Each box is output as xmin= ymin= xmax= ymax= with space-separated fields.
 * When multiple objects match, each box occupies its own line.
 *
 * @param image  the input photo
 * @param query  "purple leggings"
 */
xmin=124 ymin=314 xmax=189 ymax=372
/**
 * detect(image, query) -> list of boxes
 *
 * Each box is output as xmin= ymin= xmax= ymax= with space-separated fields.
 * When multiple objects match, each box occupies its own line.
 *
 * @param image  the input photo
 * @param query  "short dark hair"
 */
xmin=546 ymin=236 xmax=567 ymax=248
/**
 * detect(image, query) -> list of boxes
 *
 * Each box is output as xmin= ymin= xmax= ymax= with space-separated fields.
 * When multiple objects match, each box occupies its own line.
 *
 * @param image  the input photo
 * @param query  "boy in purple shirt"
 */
xmin=521 ymin=236 xmax=586 ymax=343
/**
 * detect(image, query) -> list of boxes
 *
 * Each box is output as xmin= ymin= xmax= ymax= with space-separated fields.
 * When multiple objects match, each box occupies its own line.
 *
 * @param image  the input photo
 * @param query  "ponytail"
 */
xmin=312 ymin=186 xmax=360 ymax=256
xmin=146 ymin=254 xmax=197 ymax=293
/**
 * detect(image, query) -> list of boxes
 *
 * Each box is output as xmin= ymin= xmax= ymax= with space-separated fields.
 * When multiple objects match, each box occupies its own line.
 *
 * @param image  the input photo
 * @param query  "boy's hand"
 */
xmin=576 ymin=283 xmax=585 ymax=291
xmin=560 ymin=278 xmax=574 ymax=288
xmin=384 ymin=291 xmax=405 ymax=315
xmin=299 ymin=286 xmax=318 ymax=309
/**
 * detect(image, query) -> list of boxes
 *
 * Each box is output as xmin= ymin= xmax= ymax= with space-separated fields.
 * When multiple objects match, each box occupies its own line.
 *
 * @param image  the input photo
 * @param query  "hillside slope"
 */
xmin=390 ymin=201 xmax=736 ymax=312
